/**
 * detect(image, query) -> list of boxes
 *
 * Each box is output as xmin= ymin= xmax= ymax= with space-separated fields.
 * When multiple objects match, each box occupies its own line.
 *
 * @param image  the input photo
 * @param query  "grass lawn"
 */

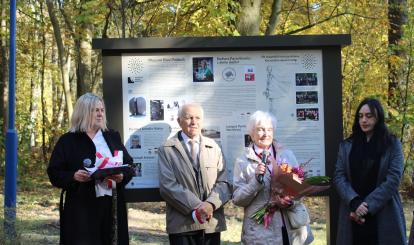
xmin=0 ymin=182 xmax=413 ymax=244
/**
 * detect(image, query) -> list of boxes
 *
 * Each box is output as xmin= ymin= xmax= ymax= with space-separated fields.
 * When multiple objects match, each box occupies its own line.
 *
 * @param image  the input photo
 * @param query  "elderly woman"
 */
xmin=48 ymin=93 xmax=134 ymax=245
xmin=233 ymin=110 xmax=313 ymax=245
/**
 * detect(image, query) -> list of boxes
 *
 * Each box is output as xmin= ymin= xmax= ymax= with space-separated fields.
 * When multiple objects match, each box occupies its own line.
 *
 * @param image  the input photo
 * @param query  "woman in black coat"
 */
xmin=48 ymin=93 xmax=134 ymax=245
xmin=334 ymin=98 xmax=406 ymax=245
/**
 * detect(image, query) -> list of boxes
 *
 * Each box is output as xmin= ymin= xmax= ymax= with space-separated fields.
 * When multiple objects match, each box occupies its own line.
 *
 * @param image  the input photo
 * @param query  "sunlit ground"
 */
xmin=0 ymin=192 xmax=413 ymax=244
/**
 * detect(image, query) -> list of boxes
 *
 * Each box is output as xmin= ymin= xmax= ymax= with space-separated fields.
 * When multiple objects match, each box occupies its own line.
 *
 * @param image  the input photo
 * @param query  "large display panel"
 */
xmin=93 ymin=35 xmax=351 ymax=244
xmin=121 ymin=50 xmax=326 ymax=189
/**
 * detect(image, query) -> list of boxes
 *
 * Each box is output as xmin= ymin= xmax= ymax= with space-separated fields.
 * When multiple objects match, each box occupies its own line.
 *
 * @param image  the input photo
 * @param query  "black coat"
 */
xmin=47 ymin=130 xmax=134 ymax=245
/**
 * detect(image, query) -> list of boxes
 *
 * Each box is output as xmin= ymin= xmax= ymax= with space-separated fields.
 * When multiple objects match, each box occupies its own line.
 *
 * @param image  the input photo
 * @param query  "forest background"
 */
xmin=0 ymin=0 xmax=413 ymax=243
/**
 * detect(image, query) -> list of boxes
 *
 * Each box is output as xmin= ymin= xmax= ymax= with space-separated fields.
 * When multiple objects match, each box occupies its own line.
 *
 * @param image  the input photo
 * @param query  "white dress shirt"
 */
xmin=92 ymin=130 xmax=113 ymax=197
xmin=181 ymin=131 xmax=200 ymax=159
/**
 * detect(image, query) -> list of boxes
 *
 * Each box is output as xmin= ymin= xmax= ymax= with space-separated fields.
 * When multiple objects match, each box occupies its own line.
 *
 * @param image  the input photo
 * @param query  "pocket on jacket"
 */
xmin=204 ymin=162 xmax=218 ymax=169
xmin=203 ymin=163 xmax=218 ymax=186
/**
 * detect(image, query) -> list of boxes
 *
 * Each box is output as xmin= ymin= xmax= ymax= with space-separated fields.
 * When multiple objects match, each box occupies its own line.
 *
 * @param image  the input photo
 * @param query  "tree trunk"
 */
xmin=75 ymin=0 xmax=92 ymax=98
xmin=265 ymin=0 xmax=282 ymax=35
xmin=0 ymin=0 xmax=7 ymax=133
xmin=387 ymin=0 xmax=407 ymax=106
xmin=237 ymin=0 xmax=262 ymax=35
xmin=29 ymin=44 xmax=38 ymax=147
xmin=91 ymin=52 xmax=102 ymax=94
xmin=49 ymin=47 xmax=65 ymax=151
xmin=40 ymin=0 xmax=47 ymax=162
xmin=121 ymin=0 xmax=127 ymax=38
xmin=76 ymin=24 xmax=92 ymax=97
xmin=102 ymin=2 xmax=113 ymax=38
xmin=29 ymin=2 xmax=40 ymax=147
xmin=46 ymin=0 xmax=73 ymax=117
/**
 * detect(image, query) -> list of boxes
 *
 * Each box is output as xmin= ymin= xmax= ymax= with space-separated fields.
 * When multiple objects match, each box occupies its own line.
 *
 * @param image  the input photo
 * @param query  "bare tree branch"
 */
xmin=57 ymin=0 xmax=75 ymax=39
xmin=101 ymin=2 xmax=113 ymax=38
xmin=285 ymin=11 xmax=377 ymax=35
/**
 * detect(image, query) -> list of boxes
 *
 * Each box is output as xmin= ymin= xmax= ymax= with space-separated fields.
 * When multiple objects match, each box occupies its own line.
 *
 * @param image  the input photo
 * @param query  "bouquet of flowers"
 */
xmin=251 ymin=158 xmax=330 ymax=227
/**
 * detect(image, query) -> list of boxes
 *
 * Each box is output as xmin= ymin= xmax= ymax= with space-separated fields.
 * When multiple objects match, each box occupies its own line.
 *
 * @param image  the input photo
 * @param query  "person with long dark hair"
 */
xmin=334 ymin=98 xmax=406 ymax=245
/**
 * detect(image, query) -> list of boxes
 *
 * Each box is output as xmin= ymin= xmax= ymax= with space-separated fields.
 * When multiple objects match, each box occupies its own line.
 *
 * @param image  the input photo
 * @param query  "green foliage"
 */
xmin=14 ymin=111 xmax=36 ymax=171
xmin=99 ymin=0 xmax=239 ymax=37
xmin=2 ymin=0 xmax=413 ymax=190
xmin=75 ymin=0 xmax=108 ymax=25
xmin=387 ymin=2 xmax=414 ymax=180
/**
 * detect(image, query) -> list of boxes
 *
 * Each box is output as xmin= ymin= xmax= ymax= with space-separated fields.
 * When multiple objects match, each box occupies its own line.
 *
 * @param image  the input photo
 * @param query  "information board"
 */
xmin=93 ymin=35 xmax=351 ymax=244
xmin=121 ymin=50 xmax=326 ymax=189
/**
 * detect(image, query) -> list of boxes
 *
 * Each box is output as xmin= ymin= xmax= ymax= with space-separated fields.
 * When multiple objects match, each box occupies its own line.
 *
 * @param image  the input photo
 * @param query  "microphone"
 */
xmin=257 ymin=149 xmax=270 ymax=184
xmin=83 ymin=158 xmax=92 ymax=168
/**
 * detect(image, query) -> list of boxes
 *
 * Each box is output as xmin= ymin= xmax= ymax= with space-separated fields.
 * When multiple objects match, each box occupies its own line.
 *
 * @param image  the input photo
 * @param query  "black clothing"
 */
xmin=350 ymin=135 xmax=381 ymax=198
xmin=169 ymin=231 xmax=220 ymax=245
xmin=47 ymin=130 xmax=134 ymax=245
xmin=349 ymin=135 xmax=381 ymax=245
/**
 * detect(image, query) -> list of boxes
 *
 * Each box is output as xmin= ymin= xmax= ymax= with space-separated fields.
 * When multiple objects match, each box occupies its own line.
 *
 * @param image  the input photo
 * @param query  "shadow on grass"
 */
xmin=129 ymin=228 xmax=168 ymax=243
xmin=0 ymin=218 xmax=59 ymax=245
xmin=129 ymin=229 xmax=241 ymax=245
xmin=221 ymin=241 xmax=243 ymax=245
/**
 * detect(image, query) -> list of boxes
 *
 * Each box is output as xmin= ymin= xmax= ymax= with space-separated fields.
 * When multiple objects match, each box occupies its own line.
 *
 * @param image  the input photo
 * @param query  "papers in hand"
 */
xmin=85 ymin=150 xmax=130 ymax=180
xmin=90 ymin=165 xmax=131 ymax=180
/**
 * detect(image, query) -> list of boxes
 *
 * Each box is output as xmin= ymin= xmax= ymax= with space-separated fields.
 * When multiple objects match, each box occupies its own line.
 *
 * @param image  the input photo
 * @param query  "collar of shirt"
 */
xmin=180 ymin=131 xmax=200 ymax=153
xmin=93 ymin=129 xmax=112 ymax=158
xmin=253 ymin=143 xmax=274 ymax=158
xmin=92 ymin=129 xmax=104 ymax=144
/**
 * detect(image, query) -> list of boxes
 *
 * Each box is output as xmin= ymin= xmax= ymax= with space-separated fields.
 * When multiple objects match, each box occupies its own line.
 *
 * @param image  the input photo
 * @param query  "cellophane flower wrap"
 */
xmin=250 ymin=158 xmax=330 ymax=227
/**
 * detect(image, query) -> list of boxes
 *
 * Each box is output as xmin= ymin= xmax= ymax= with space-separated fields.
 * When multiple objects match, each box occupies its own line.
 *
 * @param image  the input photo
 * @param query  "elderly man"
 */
xmin=158 ymin=103 xmax=231 ymax=245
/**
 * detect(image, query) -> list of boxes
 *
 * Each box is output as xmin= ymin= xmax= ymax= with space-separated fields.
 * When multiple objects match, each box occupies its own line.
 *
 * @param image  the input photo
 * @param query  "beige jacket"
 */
xmin=232 ymin=143 xmax=313 ymax=245
xmin=158 ymin=132 xmax=232 ymax=234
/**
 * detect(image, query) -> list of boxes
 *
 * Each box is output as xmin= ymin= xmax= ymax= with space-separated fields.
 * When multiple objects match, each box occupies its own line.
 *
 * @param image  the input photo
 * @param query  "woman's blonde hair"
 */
xmin=69 ymin=93 xmax=108 ymax=132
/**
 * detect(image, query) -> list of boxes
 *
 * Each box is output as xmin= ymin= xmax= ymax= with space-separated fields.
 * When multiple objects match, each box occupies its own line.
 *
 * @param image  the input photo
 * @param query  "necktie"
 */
xmin=189 ymin=139 xmax=198 ymax=162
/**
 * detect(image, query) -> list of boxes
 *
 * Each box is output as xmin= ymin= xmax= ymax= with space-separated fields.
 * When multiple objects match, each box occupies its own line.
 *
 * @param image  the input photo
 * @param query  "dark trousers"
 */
xmin=352 ymin=215 xmax=378 ymax=245
xmin=169 ymin=230 xmax=220 ymax=245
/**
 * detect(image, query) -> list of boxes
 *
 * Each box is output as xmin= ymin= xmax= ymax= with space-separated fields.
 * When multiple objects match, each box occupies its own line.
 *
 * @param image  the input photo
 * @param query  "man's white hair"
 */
xmin=177 ymin=103 xmax=204 ymax=119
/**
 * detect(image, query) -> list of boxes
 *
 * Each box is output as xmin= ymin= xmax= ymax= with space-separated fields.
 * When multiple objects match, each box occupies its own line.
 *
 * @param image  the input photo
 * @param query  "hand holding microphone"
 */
xmin=74 ymin=158 xmax=92 ymax=182
xmin=256 ymin=149 xmax=270 ymax=184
